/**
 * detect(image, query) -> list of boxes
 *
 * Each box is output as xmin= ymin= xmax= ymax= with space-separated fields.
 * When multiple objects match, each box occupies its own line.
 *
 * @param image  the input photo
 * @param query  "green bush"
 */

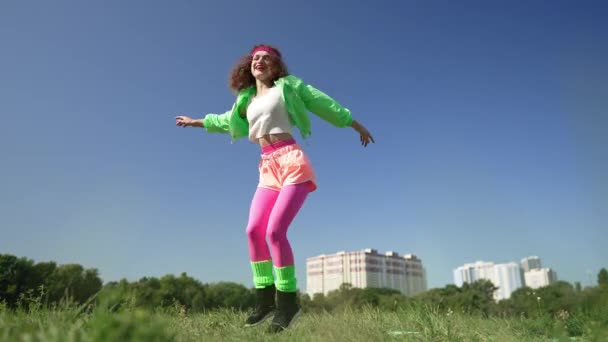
xmin=87 ymin=309 xmax=175 ymax=342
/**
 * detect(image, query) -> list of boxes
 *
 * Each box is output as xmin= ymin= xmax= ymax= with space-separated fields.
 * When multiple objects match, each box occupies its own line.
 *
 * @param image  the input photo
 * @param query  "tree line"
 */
xmin=0 ymin=254 xmax=255 ymax=311
xmin=2 ymin=253 xmax=607 ymax=324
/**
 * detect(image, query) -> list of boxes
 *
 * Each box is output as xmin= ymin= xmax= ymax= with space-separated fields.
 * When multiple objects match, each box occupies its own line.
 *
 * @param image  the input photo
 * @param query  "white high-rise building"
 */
xmin=493 ymin=262 xmax=524 ymax=301
xmin=520 ymin=256 xmax=543 ymax=287
xmin=521 ymin=256 xmax=542 ymax=272
xmin=453 ymin=261 xmax=523 ymax=301
xmin=454 ymin=261 xmax=495 ymax=287
xmin=524 ymin=268 xmax=558 ymax=289
xmin=306 ymin=248 xmax=427 ymax=297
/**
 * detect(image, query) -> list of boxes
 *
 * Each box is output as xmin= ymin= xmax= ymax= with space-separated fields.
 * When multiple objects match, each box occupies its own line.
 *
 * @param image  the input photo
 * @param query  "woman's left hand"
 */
xmin=351 ymin=120 xmax=375 ymax=147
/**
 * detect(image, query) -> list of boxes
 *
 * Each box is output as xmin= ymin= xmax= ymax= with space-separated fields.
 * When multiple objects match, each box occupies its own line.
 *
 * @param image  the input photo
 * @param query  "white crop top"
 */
xmin=246 ymin=87 xmax=293 ymax=141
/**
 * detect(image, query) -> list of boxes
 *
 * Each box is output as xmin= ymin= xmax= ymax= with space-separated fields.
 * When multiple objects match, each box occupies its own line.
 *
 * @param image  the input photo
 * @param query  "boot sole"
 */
xmin=287 ymin=309 xmax=302 ymax=328
xmin=269 ymin=309 xmax=302 ymax=332
xmin=244 ymin=311 xmax=275 ymax=327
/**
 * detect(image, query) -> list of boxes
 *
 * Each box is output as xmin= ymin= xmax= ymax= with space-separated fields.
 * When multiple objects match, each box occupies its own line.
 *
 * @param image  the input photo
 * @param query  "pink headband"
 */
xmin=250 ymin=46 xmax=281 ymax=58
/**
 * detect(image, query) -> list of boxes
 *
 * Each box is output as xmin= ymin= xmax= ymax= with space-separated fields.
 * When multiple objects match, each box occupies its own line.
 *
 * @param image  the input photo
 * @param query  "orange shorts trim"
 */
xmin=258 ymin=144 xmax=317 ymax=192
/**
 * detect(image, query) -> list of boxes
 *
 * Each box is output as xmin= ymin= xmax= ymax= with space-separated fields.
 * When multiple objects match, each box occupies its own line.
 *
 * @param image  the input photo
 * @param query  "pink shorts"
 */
xmin=258 ymin=140 xmax=317 ymax=192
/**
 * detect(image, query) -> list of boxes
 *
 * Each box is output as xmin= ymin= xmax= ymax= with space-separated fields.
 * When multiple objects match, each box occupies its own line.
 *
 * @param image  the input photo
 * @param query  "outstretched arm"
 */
xmin=175 ymin=107 xmax=232 ymax=134
xmin=175 ymin=116 xmax=204 ymax=128
xmin=294 ymin=78 xmax=375 ymax=147
xmin=351 ymin=120 xmax=375 ymax=147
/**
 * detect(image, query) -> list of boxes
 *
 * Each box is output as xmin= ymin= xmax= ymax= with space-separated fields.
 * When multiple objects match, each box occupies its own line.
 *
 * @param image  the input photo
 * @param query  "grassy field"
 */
xmin=1 ymin=303 xmax=607 ymax=342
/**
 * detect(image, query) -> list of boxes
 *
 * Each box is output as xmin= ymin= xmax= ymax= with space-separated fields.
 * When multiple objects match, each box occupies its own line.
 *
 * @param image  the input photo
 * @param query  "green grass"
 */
xmin=1 ymin=303 xmax=607 ymax=342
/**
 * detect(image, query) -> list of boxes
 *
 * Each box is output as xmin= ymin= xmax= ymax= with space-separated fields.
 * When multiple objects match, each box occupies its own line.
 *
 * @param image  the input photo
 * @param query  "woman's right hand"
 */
xmin=175 ymin=116 xmax=203 ymax=128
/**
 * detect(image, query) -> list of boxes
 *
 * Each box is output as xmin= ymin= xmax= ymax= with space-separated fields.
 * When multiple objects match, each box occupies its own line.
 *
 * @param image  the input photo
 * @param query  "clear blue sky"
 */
xmin=1 ymin=1 xmax=606 ymax=290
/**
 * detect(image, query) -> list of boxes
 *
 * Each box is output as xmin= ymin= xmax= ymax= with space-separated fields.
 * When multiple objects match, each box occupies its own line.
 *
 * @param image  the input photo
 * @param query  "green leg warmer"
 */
xmin=274 ymin=265 xmax=297 ymax=292
xmin=251 ymin=260 xmax=274 ymax=288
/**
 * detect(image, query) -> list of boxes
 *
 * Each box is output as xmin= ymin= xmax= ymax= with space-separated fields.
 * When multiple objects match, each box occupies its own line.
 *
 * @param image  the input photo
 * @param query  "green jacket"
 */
xmin=202 ymin=75 xmax=353 ymax=141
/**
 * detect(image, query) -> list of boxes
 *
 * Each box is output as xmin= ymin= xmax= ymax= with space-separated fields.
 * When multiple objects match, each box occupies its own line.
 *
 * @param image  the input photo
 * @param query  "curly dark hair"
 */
xmin=229 ymin=44 xmax=289 ymax=93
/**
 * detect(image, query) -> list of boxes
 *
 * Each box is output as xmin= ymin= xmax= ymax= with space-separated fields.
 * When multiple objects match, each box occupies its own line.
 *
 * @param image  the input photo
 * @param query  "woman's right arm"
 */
xmin=175 ymin=116 xmax=204 ymax=128
xmin=175 ymin=107 xmax=232 ymax=133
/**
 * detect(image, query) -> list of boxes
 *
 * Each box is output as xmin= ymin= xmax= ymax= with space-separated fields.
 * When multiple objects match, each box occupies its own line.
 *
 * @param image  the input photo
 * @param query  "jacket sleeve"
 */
xmin=202 ymin=106 xmax=233 ymax=134
xmin=296 ymin=80 xmax=353 ymax=128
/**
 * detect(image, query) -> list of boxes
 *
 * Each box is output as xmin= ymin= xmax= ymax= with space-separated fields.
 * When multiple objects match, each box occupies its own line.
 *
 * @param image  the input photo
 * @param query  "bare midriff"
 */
xmin=257 ymin=132 xmax=294 ymax=147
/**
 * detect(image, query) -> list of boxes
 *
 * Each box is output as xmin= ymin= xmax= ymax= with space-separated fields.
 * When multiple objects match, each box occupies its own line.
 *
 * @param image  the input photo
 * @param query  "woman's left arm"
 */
xmin=297 ymin=80 xmax=375 ymax=147
xmin=350 ymin=119 xmax=375 ymax=147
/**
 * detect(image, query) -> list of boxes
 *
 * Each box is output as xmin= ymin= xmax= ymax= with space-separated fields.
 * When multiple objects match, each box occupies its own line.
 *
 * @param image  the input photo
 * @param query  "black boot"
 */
xmin=244 ymin=284 xmax=276 ymax=327
xmin=268 ymin=290 xmax=301 ymax=333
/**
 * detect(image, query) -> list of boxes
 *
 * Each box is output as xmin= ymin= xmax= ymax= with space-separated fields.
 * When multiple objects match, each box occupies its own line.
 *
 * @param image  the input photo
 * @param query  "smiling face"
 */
xmin=230 ymin=44 xmax=288 ymax=92
xmin=251 ymin=51 xmax=275 ymax=82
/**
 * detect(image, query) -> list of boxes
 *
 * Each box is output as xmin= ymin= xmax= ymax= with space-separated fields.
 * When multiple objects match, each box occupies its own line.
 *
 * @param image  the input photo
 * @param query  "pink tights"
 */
xmin=246 ymin=183 xmax=310 ymax=267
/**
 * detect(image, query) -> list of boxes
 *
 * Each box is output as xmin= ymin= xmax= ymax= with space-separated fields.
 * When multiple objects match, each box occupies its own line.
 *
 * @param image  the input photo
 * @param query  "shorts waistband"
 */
xmin=261 ymin=138 xmax=296 ymax=154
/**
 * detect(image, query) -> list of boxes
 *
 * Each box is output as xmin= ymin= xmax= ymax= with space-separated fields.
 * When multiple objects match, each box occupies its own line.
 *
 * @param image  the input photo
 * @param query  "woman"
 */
xmin=175 ymin=44 xmax=374 ymax=332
